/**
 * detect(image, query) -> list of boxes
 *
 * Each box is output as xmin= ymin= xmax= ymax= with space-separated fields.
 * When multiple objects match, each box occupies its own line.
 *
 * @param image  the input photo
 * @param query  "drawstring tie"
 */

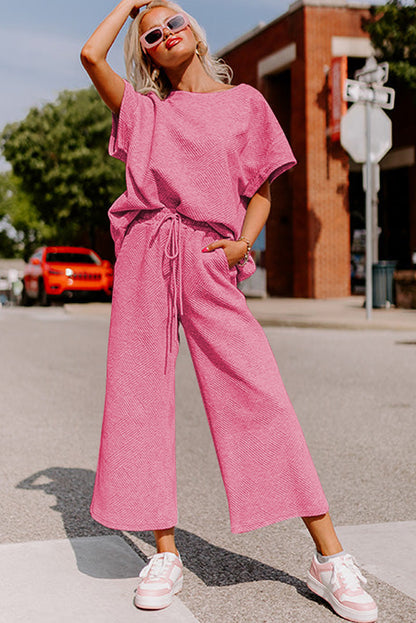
xmin=151 ymin=212 xmax=184 ymax=372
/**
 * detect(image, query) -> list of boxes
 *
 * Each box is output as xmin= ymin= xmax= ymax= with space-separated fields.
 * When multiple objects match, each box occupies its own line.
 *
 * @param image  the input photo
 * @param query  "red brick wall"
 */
xmin=220 ymin=4 xmax=372 ymax=297
xmin=303 ymin=6 xmax=370 ymax=297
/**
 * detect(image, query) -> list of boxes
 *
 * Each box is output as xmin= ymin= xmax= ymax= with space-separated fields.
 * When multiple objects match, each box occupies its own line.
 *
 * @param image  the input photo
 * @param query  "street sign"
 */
xmin=343 ymin=79 xmax=395 ymax=110
xmin=340 ymin=102 xmax=392 ymax=163
xmin=341 ymin=56 xmax=395 ymax=322
xmin=355 ymin=57 xmax=389 ymax=84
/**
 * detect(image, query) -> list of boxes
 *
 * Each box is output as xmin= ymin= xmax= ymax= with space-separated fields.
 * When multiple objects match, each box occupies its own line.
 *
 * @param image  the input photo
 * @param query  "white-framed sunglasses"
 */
xmin=140 ymin=12 xmax=190 ymax=50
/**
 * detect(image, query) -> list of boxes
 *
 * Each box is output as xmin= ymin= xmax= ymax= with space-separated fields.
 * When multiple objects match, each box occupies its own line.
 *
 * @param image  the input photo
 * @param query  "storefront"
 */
xmin=216 ymin=0 xmax=416 ymax=298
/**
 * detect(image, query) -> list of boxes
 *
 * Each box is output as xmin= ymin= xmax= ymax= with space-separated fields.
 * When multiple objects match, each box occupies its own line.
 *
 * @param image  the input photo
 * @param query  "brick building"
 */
xmin=216 ymin=0 xmax=416 ymax=298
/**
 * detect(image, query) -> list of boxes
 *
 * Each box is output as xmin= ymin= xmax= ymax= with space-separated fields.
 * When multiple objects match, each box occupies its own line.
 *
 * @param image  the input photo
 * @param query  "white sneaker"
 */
xmin=134 ymin=551 xmax=183 ymax=610
xmin=307 ymin=552 xmax=378 ymax=622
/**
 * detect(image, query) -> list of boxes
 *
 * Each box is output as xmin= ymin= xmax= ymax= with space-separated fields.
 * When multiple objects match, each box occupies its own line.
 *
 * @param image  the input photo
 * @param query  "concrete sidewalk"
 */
xmin=3 ymin=522 xmax=416 ymax=622
xmin=63 ymin=295 xmax=416 ymax=331
xmin=0 ymin=536 xmax=198 ymax=623
xmin=245 ymin=295 xmax=416 ymax=331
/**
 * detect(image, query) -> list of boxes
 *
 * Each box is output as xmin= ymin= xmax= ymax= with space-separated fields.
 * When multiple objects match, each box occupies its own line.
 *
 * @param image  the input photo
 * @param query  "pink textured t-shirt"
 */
xmin=108 ymin=79 xmax=296 ymax=255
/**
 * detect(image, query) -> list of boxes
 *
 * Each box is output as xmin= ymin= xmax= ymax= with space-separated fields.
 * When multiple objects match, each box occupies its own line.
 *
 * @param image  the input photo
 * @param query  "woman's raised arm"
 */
xmin=80 ymin=0 xmax=150 ymax=114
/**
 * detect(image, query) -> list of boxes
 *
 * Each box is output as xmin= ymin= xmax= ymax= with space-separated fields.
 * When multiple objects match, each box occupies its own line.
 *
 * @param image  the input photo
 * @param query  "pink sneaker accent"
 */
xmin=307 ymin=552 xmax=378 ymax=622
xmin=134 ymin=551 xmax=183 ymax=610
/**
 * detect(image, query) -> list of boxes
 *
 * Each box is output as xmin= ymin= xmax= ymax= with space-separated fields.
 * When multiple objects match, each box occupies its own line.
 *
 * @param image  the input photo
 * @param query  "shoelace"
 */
xmin=145 ymin=553 xmax=172 ymax=579
xmin=331 ymin=555 xmax=368 ymax=591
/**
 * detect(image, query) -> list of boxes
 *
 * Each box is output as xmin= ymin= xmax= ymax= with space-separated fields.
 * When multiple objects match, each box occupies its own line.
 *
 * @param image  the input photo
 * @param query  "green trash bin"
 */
xmin=372 ymin=261 xmax=397 ymax=308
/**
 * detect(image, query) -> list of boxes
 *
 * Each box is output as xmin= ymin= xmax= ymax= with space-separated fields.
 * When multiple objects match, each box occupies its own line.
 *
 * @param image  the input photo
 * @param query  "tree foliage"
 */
xmin=364 ymin=0 xmax=416 ymax=90
xmin=0 ymin=172 xmax=56 ymax=259
xmin=0 ymin=87 xmax=125 ymax=249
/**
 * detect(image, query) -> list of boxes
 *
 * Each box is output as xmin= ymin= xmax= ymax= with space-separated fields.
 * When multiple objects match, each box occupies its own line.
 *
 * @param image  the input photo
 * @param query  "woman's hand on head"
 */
xmin=129 ymin=1 xmax=154 ymax=19
xmin=201 ymin=239 xmax=249 ymax=269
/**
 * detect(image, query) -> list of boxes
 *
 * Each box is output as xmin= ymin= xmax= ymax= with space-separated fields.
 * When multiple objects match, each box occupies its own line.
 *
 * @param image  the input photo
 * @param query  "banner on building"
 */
xmin=329 ymin=56 xmax=347 ymax=142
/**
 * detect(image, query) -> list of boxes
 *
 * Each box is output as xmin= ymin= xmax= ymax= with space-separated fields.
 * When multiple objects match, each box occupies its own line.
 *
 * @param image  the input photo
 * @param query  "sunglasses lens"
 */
xmin=167 ymin=14 xmax=186 ymax=31
xmin=145 ymin=28 xmax=163 ymax=45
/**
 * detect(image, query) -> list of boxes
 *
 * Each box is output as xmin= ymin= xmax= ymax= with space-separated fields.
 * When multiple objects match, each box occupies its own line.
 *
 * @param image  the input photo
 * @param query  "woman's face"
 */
xmin=139 ymin=7 xmax=196 ymax=69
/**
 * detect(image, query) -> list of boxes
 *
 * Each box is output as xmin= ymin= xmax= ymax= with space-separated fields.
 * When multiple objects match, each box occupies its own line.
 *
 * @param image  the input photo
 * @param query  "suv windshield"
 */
xmin=45 ymin=252 xmax=100 ymax=265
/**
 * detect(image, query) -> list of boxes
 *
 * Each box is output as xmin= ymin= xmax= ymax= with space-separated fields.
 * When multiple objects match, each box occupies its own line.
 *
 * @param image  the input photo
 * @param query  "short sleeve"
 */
xmin=241 ymin=92 xmax=297 ymax=198
xmin=108 ymin=79 xmax=140 ymax=162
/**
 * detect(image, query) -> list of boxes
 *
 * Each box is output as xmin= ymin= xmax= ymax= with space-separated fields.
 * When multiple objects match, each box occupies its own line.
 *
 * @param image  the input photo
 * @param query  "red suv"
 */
xmin=22 ymin=246 xmax=113 ymax=305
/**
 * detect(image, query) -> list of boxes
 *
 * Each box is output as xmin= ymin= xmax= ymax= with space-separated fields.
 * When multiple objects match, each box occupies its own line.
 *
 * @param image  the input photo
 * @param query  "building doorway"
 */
xmin=348 ymin=165 xmax=411 ymax=292
xmin=260 ymin=70 xmax=294 ymax=296
xmin=379 ymin=167 xmax=410 ymax=268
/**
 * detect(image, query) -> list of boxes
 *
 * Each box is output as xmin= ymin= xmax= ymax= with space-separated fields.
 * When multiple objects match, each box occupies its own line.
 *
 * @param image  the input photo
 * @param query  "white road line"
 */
xmin=0 ymin=536 xmax=199 ymax=622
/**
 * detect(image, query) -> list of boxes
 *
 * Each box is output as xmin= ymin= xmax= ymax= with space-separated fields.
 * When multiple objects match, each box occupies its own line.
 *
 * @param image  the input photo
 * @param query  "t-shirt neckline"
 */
xmin=167 ymin=84 xmax=245 ymax=96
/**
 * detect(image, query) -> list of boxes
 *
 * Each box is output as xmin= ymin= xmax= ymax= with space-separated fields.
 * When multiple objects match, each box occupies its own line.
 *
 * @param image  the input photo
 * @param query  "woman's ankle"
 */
xmin=157 ymin=546 xmax=179 ymax=556
xmin=153 ymin=528 xmax=178 ymax=556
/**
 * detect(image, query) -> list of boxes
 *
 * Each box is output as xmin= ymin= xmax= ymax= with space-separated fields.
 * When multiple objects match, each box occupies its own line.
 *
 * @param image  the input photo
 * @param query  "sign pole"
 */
xmin=372 ymin=164 xmax=380 ymax=264
xmin=365 ymin=100 xmax=373 ymax=321
xmin=340 ymin=57 xmax=395 ymax=320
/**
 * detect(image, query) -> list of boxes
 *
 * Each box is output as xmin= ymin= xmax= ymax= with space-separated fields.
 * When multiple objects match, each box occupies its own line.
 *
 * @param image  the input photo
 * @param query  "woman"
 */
xmin=80 ymin=2 xmax=378 ymax=621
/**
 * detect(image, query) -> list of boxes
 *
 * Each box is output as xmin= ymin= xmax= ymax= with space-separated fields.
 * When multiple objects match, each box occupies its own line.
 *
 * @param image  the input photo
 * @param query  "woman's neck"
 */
xmin=164 ymin=55 xmax=225 ymax=94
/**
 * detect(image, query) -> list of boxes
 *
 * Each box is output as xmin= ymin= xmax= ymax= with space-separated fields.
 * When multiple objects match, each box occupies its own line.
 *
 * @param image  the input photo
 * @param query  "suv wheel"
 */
xmin=38 ymin=280 xmax=50 ymax=307
xmin=21 ymin=285 xmax=34 ymax=307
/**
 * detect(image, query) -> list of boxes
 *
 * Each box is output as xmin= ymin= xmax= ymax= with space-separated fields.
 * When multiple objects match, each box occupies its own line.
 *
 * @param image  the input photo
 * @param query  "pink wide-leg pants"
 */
xmin=90 ymin=207 xmax=329 ymax=533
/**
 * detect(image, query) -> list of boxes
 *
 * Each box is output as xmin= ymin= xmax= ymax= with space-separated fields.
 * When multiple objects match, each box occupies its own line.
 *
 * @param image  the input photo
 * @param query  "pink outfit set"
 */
xmin=90 ymin=80 xmax=329 ymax=533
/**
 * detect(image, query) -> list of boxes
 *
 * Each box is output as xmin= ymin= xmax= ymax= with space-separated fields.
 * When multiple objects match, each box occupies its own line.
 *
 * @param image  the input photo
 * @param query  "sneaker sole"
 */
xmin=134 ymin=576 xmax=183 ymax=610
xmin=307 ymin=572 xmax=378 ymax=623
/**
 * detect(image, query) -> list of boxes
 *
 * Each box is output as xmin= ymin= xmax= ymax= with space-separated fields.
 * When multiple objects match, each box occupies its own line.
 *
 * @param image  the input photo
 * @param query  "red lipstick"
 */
xmin=166 ymin=37 xmax=182 ymax=49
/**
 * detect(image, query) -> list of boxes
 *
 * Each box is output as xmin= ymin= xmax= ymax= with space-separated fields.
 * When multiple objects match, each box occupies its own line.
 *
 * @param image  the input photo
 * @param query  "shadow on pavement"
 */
xmin=16 ymin=467 xmax=145 ymax=579
xmin=16 ymin=467 xmax=323 ymax=607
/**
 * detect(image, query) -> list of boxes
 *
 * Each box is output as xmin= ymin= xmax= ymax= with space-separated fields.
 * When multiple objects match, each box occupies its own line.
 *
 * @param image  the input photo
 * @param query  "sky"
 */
xmin=0 ymin=0 xmax=290 ymax=139
xmin=1 ymin=0 xmax=386 ymax=173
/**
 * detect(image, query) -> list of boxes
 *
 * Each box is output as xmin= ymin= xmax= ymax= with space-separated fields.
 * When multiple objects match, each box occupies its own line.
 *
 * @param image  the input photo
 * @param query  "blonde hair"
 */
xmin=124 ymin=0 xmax=233 ymax=99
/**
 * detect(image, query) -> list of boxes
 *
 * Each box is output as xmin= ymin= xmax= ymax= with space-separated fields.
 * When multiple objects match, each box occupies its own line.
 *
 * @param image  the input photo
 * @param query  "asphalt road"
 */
xmin=1 ymin=304 xmax=415 ymax=622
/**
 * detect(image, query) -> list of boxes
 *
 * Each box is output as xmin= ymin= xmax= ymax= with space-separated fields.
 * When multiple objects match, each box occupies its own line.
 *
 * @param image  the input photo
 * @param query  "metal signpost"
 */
xmin=340 ymin=57 xmax=395 ymax=320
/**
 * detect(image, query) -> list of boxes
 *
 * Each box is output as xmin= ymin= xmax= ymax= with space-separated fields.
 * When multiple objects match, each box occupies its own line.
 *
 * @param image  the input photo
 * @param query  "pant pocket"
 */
xmin=217 ymin=247 xmax=238 ymax=276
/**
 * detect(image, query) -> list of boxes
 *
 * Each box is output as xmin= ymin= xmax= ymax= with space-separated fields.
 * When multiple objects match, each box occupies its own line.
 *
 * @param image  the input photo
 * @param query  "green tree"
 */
xmin=0 ymin=172 xmax=56 ymax=259
xmin=0 ymin=87 xmax=125 ymax=249
xmin=0 ymin=228 xmax=17 ymax=258
xmin=364 ymin=0 xmax=416 ymax=90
